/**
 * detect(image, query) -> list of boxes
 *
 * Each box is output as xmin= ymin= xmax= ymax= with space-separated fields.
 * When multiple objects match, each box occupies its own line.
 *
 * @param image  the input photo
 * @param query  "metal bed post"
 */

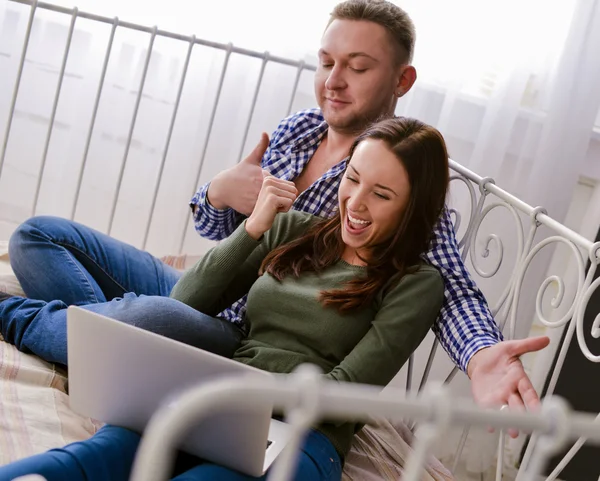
xmin=236 ymin=52 xmax=269 ymax=164
xmin=141 ymin=35 xmax=196 ymax=250
xmin=519 ymin=241 xmax=600 ymax=478
xmin=106 ymin=26 xmax=157 ymax=235
xmin=0 ymin=0 xmax=38 ymax=182
xmin=31 ymin=7 xmax=78 ymax=215
xmin=70 ymin=16 xmax=119 ymax=220
xmin=175 ymin=43 xmax=233 ymax=254
xmin=128 ymin=368 xmax=600 ymax=481
xmin=286 ymin=60 xmax=305 ymax=117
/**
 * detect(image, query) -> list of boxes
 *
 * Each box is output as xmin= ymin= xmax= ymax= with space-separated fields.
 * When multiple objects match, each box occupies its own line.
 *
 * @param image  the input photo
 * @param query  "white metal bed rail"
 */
xmin=2 ymin=1 xmax=600 ymax=479
xmin=129 ymin=366 xmax=600 ymax=481
xmin=0 ymin=0 xmax=315 ymax=252
xmin=443 ymin=160 xmax=600 ymax=479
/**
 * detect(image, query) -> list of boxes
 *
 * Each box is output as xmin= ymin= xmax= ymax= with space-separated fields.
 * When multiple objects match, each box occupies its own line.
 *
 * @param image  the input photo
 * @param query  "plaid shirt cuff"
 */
xmin=460 ymin=335 xmax=502 ymax=374
xmin=191 ymin=183 xmax=232 ymax=224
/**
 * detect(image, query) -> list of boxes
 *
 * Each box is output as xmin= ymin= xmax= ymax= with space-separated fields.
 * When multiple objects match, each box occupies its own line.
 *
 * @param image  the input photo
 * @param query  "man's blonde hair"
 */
xmin=327 ymin=0 xmax=416 ymax=65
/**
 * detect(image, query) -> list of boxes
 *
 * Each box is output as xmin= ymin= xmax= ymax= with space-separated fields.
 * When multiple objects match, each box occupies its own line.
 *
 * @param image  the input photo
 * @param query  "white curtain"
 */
xmin=396 ymin=0 xmax=599 ymax=216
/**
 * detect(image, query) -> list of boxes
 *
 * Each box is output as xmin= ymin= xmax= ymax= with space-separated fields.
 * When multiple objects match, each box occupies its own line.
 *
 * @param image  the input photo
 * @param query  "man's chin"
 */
xmin=324 ymin=114 xmax=368 ymax=135
xmin=322 ymin=108 xmax=383 ymax=135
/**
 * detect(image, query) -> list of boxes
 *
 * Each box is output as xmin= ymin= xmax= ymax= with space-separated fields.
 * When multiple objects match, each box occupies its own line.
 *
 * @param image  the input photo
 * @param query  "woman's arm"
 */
xmin=169 ymin=221 xmax=268 ymax=316
xmin=171 ymin=208 xmax=317 ymax=316
xmin=172 ymin=174 xmax=301 ymax=315
xmin=325 ymin=267 xmax=444 ymax=387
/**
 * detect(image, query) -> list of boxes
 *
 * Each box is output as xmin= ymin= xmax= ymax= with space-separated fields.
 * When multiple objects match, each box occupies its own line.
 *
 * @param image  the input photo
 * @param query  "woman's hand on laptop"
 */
xmin=245 ymin=175 xmax=297 ymax=240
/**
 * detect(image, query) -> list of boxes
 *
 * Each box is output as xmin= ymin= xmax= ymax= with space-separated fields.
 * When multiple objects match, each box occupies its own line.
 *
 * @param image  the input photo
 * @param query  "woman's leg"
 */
xmin=171 ymin=430 xmax=342 ymax=481
xmin=9 ymin=216 xmax=181 ymax=305
xmin=0 ymin=294 xmax=244 ymax=365
xmin=0 ymin=426 xmax=140 ymax=481
xmin=0 ymin=428 xmax=340 ymax=481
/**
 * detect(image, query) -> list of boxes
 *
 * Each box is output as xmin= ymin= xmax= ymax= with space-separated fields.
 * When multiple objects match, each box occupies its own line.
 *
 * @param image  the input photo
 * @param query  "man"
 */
xmin=1 ymin=0 xmax=547 ymax=433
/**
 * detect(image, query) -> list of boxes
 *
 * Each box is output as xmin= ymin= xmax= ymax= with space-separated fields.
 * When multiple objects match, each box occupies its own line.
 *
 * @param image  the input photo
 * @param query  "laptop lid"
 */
xmin=66 ymin=306 xmax=284 ymax=476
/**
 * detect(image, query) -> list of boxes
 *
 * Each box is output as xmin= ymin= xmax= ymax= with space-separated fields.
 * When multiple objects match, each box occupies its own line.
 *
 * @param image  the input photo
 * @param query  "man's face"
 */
xmin=315 ymin=19 xmax=403 ymax=135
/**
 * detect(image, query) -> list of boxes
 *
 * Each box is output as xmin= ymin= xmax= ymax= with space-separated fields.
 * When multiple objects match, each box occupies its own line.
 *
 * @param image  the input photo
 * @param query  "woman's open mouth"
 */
xmin=345 ymin=213 xmax=372 ymax=235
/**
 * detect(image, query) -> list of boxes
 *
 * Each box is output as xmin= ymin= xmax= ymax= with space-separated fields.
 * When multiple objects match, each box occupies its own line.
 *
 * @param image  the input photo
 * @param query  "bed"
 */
xmin=0 ymin=243 xmax=100 ymax=466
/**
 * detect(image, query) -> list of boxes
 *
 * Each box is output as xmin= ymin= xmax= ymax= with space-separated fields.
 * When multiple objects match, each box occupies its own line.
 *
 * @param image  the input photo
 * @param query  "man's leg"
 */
xmin=0 ymin=294 xmax=243 ymax=365
xmin=9 ymin=216 xmax=181 ymax=305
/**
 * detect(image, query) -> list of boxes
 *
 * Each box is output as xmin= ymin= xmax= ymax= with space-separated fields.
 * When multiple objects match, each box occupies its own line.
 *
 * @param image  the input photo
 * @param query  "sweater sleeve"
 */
xmin=170 ymin=211 xmax=318 ymax=316
xmin=325 ymin=267 xmax=444 ymax=387
xmin=169 ymin=220 xmax=266 ymax=316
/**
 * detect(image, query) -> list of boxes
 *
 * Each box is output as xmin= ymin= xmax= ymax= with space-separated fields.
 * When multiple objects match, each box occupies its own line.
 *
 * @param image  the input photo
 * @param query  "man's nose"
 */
xmin=325 ymin=65 xmax=347 ymax=90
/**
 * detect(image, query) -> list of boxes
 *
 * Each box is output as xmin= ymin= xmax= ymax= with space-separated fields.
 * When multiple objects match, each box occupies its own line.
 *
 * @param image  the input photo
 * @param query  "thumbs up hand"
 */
xmin=241 ymin=132 xmax=269 ymax=167
xmin=207 ymin=133 xmax=271 ymax=216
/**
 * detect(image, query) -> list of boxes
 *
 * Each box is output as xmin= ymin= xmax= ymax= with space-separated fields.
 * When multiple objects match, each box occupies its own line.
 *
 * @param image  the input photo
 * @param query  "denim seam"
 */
xmin=53 ymin=240 xmax=129 ymax=299
xmin=149 ymin=253 xmax=168 ymax=297
xmin=31 ymin=241 xmax=98 ymax=304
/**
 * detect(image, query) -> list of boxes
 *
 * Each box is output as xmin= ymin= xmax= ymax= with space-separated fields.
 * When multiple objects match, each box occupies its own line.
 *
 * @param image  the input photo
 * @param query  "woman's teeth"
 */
xmin=348 ymin=214 xmax=371 ymax=228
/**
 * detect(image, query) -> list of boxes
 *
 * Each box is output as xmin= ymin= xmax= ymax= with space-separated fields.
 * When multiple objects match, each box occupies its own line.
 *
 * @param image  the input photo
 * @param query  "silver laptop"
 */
xmin=66 ymin=306 xmax=292 ymax=477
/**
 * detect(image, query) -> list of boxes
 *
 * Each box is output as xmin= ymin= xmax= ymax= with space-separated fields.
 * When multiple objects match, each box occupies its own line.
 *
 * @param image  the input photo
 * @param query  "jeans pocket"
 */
xmin=325 ymin=455 xmax=342 ymax=481
xmin=305 ymin=431 xmax=342 ymax=480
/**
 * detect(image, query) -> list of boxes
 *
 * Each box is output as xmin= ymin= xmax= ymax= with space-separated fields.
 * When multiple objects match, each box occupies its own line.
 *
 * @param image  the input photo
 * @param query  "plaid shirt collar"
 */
xmin=287 ymin=114 xmax=349 ymax=182
xmin=290 ymin=117 xmax=329 ymax=154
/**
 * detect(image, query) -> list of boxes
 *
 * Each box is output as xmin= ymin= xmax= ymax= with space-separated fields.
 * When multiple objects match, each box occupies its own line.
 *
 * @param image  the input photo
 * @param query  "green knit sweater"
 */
xmin=170 ymin=211 xmax=444 ymax=459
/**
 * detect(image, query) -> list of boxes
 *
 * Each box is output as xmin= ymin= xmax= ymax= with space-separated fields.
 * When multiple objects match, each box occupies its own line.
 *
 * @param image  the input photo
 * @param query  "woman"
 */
xmin=0 ymin=117 xmax=449 ymax=481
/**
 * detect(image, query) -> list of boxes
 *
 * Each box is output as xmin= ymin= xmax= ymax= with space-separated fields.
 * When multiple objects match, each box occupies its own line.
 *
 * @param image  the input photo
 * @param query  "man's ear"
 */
xmin=395 ymin=65 xmax=417 ymax=98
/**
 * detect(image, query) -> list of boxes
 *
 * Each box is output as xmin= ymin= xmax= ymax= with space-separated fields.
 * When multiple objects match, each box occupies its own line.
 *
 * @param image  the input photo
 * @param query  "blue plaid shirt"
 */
xmin=190 ymin=108 xmax=503 ymax=372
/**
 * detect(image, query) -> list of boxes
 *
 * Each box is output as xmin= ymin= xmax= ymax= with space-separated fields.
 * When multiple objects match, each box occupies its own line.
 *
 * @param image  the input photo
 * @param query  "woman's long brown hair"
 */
xmin=259 ymin=117 xmax=450 ymax=313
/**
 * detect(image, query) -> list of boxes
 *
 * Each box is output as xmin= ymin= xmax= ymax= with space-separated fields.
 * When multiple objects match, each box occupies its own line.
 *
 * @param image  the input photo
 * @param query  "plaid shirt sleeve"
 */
xmin=189 ymin=184 xmax=245 ymax=241
xmin=425 ymin=208 xmax=504 ymax=372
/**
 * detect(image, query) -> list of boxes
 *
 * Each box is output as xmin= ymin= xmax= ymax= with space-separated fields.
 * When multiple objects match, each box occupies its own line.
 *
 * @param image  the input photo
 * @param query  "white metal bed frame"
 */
xmin=1 ymin=1 xmax=600 ymax=480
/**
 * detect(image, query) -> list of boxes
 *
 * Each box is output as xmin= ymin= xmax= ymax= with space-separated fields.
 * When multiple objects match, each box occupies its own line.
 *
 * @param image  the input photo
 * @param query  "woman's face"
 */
xmin=338 ymin=139 xmax=411 ymax=262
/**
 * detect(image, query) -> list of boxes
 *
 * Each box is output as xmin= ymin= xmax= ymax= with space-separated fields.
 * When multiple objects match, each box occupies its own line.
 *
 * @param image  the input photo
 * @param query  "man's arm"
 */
xmin=425 ymin=208 xmax=503 ymax=372
xmin=189 ymin=184 xmax=246 ymax=241
xmin=467 ymin=335 xmax=550 ymax=437
xmin=189 ymin=108 xmax=325 ymax=241
xmin=189 ymin=134 xmax=271 ymax=241
xmin=427 ymin=208 xmax=550 ymax=436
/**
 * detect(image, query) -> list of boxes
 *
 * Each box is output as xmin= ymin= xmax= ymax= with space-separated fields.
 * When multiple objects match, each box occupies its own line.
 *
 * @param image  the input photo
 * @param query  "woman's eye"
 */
xmin=375 ymin=192 xmax=389 ymax=200
xmin=345 ymin=176 xmax=358 ymax=183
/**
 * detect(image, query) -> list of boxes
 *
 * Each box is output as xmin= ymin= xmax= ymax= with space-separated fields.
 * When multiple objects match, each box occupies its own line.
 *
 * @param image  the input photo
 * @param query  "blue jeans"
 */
xmin=0 ymin=425 xmax=342 ymax=481
xmin=1 ymin=216 xmax=244 ymax=365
